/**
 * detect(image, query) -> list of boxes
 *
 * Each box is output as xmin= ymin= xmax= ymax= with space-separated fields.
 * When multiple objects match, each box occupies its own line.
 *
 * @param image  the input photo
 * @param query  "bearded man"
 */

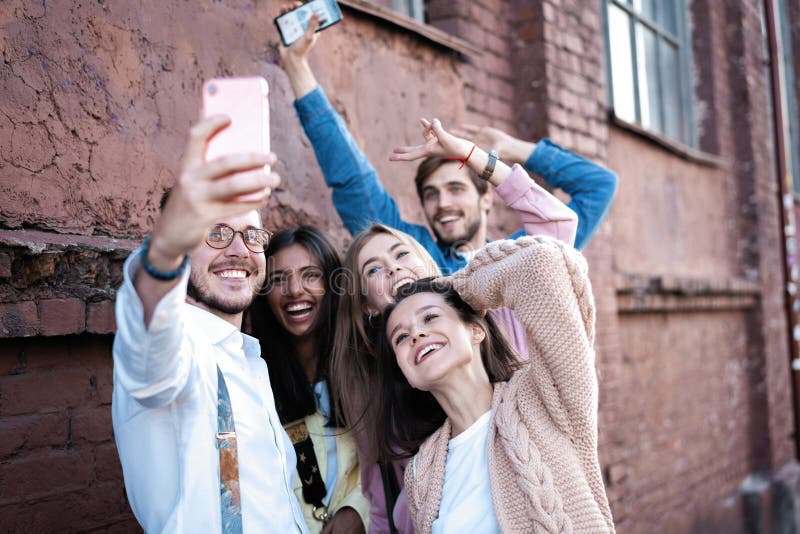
xmin=112 ymin=115 xmax=308 ymax=533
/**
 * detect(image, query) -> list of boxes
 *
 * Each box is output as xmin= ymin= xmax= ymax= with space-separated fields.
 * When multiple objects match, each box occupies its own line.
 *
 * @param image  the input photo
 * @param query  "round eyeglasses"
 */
xmin=206 ymin=223 xmax=272 ymax=253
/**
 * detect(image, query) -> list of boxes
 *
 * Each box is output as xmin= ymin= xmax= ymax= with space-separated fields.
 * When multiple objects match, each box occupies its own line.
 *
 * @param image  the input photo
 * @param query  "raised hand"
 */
xmin=279 ymin=3 xmax=323 ymax=99
xmin=278 ymin=2 xmax=323 ymax=65
xmin=451 ymin=123 xmax=536 ymax=165
xmin=390 ymin=118 xmax=473 ymax=163
xmin=451 ymin=124 xmax=511 ymax=153
xmin=148 ymin=114 xmax=279 ymax=268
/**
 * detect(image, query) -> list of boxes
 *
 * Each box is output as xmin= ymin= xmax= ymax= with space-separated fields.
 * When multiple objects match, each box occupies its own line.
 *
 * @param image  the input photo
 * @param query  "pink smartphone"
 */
xmin=202 ymin=77 xmax=270 ymax=198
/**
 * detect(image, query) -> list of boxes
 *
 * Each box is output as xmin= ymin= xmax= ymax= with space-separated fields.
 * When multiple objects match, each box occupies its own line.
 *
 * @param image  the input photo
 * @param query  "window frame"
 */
xmin=777 ymin=0 xmax=800 ymax=194
xmin=389 ymin=0 xmax=424 ymax=22
xmin=602 ymin=0 xmax=697 ymax=147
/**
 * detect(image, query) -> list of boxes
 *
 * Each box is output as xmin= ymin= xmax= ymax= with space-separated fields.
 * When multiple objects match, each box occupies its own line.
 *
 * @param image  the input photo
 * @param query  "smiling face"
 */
xmin=187 ymin=211 xmax=267 ymax=320
xmin=357 ymin=233 xmax=433 ymax=315
xmin=386 ymin=292 xmax=486 ymax=391
xmin=265 ymin=243 xmax=326 ymax=338
xmin=420 ymin=162 xmax=492 ymax=251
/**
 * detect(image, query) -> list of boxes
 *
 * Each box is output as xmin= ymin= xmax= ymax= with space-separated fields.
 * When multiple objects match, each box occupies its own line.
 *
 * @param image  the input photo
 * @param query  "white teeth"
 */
xmin=392 ymin=278 xmax=414 ymax=295
xmin=286 ymin=303 xmax=312 ymax=312
xmin=438 ymin=215 xmax=459 ymax=223
xmin=416 ymin=343 xmax=443 ymax=364
xmin=218 ymin=270 xmax=247 ymax=278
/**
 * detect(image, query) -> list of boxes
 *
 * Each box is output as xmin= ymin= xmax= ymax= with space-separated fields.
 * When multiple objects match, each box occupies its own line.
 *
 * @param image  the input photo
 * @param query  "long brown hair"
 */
xmin=373 ymin=277 xmax=522 ymax=462
xmin=329 ymin=224 xmax=439 ymax=463
xmin=247 ymin=226 xmax=344 ymax=426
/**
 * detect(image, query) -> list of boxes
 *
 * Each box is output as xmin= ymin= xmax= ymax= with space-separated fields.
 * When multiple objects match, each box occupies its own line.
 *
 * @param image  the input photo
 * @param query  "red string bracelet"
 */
xmin=446 ymin=144 xmax=476 ymax=169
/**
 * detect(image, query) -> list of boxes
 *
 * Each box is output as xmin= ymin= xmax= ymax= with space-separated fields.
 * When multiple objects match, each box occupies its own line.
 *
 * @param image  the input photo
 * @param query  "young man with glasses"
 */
xmin=112 ymin=115 xmax=309 ymax=533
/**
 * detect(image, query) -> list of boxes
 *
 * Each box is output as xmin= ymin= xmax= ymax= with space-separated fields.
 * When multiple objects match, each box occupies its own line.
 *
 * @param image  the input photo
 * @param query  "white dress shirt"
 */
xmin=112 ymin=250 xmax=308 ymax=533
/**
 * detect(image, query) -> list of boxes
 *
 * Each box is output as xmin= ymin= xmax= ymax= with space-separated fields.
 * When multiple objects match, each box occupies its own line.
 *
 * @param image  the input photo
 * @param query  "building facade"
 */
xmin=1 ymin=0 xmax=800 ymax=531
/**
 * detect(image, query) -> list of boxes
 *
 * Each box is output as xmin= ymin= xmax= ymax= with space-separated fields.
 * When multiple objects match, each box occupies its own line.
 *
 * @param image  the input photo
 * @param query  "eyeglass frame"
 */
xmin=205 ymin=223 xmax=273 ymax=254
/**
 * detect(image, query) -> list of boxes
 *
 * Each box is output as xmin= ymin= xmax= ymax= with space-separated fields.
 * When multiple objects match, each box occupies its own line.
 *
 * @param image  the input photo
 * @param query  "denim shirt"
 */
xmin=294 ymin=87 xmax=617 ymax=275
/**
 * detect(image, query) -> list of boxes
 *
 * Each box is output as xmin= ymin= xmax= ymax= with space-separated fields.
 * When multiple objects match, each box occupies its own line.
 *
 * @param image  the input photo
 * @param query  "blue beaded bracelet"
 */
xmin=141 ymin=235 xmax=189 ymax=281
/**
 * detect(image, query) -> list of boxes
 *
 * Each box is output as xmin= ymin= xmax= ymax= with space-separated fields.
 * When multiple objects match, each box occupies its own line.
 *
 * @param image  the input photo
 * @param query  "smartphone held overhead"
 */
xmin=274 ymin=0 xmax=343 ymax=46
xmin=202 ymin=77 xmax=271 ymax=200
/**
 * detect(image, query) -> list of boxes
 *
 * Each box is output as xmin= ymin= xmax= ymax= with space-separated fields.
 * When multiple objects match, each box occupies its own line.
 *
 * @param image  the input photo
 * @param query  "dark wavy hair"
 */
xmin=247 ymin=226 xmax=344 ymax=427
xmin=372 ymin=277 xmax=521 ymax=462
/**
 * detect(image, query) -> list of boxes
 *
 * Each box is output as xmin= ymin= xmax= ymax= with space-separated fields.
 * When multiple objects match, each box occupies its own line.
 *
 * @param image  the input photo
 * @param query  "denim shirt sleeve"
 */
xmin=293 ymin=87 xmax=435 ymax=248
xmin=523 ymin=139 xmax=618 ymax=250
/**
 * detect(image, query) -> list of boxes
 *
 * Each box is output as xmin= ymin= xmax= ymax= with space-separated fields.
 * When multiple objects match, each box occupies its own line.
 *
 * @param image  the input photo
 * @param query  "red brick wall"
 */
xmin=1 ymin=0 xmax=799 ymax=532
xmin=0 ymin=336 xmax=139 ymax=532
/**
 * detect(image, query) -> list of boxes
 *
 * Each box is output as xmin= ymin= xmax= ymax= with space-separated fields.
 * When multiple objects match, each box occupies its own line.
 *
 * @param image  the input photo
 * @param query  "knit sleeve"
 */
xmin=449 ymin=236 xmax=597 ymax=434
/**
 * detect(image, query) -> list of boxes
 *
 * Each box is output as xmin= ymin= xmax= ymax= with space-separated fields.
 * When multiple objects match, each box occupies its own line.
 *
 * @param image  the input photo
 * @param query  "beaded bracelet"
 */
xmin=141 ymin=235 xmax=189 ymax=281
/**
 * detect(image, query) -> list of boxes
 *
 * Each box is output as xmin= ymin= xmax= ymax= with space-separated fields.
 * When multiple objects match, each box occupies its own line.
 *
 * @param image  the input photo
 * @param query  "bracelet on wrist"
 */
xmin=141 ymin=235 xmax=189 ymax=281
xmin=480 ymin=149 xmax=498 ymax=181
xmin=446 ymin=144 xmax=476 ymax=170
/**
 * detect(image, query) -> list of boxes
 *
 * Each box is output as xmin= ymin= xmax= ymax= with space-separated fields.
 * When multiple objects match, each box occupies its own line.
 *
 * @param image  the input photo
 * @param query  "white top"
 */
xmin=112 ymin=250 xmax=308 ymax=533
xmin=430 ymin=410 xmax=500 ymax=534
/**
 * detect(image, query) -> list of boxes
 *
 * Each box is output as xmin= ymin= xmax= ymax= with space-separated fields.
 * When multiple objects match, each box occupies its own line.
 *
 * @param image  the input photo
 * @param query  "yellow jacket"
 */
xmin=294 ymin=410 xmax=371 ymax=533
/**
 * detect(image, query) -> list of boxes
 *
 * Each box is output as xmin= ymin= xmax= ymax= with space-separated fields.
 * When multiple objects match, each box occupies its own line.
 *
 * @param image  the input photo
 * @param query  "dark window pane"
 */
xmin=608 ymin=4 xmax=637 ymax=122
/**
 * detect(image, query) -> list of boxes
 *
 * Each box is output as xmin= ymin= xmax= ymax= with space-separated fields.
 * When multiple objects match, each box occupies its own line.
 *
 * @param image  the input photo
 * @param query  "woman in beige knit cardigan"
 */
xmin=374 ymin=236 xmax=615 ymax=533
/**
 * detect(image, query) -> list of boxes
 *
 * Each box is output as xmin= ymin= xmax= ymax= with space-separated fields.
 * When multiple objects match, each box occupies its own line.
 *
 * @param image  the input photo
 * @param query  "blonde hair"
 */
xmin=330 ymin=224 xmax=439 ymax=461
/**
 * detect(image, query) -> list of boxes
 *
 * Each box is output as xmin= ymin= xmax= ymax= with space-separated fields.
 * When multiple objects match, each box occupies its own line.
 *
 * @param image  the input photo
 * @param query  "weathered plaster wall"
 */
xmin=0 ymin=1 xmax=466 ymax=240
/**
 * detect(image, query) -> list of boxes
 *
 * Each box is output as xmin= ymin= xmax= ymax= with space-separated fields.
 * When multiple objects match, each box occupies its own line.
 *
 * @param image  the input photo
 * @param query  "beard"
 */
xmin=431 ymin=214 xmax=482 ymax=250
xmin=187 ymin=267 xmax=263 ymax=316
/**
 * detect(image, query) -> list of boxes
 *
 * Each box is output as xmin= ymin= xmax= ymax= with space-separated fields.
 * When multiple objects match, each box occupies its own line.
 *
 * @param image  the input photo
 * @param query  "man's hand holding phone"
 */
xmin=279 ymin=2 xmax=326 ymax=99
xmin=148 ymin=115 xmax=279 ymax=272
xmin=274 ymin=0 xmax=341 ymax=47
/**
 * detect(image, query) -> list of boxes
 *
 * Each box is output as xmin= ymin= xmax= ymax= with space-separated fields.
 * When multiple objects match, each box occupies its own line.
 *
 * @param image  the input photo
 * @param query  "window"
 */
xmin=777 ymin=0 xmax=800 ymax=194
xmin=367 ymin=0 xmax=424 ymax=21
xmin=604 ymin=0 xmax=695 ymax=146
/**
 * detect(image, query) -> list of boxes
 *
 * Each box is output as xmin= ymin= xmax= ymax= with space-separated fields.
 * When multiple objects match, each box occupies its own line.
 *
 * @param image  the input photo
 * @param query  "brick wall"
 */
xmin=1 ymin=0 xmax=799 ymax=532
xmin=0 ymin=336 xmax=138 ymax=532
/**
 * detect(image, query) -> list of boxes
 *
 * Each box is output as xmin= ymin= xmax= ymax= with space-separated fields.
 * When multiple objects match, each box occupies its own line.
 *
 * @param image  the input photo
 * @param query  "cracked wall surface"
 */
xmin=0 ymin=0 xmax=465 ymax=240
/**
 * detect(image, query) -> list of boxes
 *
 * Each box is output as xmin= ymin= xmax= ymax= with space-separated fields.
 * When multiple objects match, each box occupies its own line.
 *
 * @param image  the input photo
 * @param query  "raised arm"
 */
xmin=523 ymin=141 xmax=617 ymax=249
xmin=115 ymin=115 xmax=277 ymax=407
xmin=280 ymin=10 xmax=432 ymax=244
xmin=453 ymin=124 xmax=617 ymax=250
xmin=448 ymin=237 xmax=596 ymax=430
xmin=494 ymin=165 xmax=577 ymax=246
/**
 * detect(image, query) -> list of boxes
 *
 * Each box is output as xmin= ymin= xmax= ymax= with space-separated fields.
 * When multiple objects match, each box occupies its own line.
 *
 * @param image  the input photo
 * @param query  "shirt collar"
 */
xmin=184 ymin=304 xmax=260 ymax=359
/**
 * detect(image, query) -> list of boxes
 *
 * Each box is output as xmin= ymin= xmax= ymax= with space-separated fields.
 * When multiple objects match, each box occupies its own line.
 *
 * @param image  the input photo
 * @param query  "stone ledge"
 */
xmin=0 ymin=229 xmax=136 ymax=338
xmin=616 ymin=272 xmax=761 ymax=314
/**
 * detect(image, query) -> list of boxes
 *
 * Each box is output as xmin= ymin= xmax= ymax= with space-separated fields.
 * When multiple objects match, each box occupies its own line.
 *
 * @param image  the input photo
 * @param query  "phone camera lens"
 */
xmin=208 ymin=84 xmax=217 ymax=95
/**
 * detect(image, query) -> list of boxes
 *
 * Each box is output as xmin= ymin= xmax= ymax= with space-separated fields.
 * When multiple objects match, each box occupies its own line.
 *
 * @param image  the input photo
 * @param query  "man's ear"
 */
xmin=479 ymin=190 xmax=493 ymax=213
xmin=470 ymin=323 xmax=486 ymax=344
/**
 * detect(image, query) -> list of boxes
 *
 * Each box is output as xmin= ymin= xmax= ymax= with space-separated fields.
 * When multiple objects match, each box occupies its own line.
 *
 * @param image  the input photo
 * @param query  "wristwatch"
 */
xmin=480 ymin=149 xmax=498 ymax=181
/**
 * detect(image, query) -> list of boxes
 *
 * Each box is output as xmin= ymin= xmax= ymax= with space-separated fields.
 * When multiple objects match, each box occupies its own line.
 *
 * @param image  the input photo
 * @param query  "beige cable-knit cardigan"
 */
xmin=404 ymin=236 xmax=614 ymax=533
